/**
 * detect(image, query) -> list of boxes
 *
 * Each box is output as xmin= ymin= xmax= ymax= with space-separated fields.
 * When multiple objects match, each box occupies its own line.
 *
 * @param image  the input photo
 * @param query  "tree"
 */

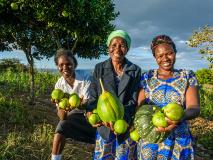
xmin=0 ymin=0 xmax=118 ymax=103
xmin=188 ymin=25 xmax=213 ymax=69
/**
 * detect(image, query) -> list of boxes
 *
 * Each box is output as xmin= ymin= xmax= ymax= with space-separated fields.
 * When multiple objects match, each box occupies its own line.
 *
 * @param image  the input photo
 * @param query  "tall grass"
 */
xmin=0 ymin=124 xmax=54 ymax=160
xmin=0 ymin=68 xmax=59 ymax=97
xmin=0 ymin=67 xmax=59 ymax=160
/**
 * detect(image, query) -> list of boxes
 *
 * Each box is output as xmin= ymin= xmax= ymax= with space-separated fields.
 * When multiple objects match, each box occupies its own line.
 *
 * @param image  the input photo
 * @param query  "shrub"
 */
xmin=0 ymin=93 xmax=30 ymax=126
xmin=0 ymin=58 xmax=28 ymax=73
xmin=195 ymin=69 xmax=213 ymax=85
xmin=199 ymin=86 xmax=213 ymax=120
xmin=195 ymin=69 xmax=213 ymax=120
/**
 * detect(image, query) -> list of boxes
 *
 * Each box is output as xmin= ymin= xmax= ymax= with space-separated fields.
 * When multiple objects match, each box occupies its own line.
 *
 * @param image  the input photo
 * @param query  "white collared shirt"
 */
xmin=55 ymin=71 xmax=91 ymax=100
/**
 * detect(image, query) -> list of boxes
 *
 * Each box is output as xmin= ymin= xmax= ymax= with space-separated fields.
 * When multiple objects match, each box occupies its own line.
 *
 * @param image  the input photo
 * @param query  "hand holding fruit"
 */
xmin=113 ymin=119 xmax=128 ymax=135
xmin=57 ymin=107 xmax=67 ymax=120
xmin=51 ymin=89 xmax=81 ymax=111
xmin=87 ymin=111 xmax=102 ymax=127
xmin=156 ymin=117 xmax=178 ymax=132
xmin=153 ymin=103 xmax=184 ymax=132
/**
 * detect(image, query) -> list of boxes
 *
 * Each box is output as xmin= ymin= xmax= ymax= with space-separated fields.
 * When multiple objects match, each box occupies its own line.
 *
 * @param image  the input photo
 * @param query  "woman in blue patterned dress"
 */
xmin=137 ymin=35 xmax=200 ymax=160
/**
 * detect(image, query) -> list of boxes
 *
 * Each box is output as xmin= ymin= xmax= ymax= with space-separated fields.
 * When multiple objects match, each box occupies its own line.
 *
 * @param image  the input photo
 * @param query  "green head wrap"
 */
xmin=107 ymin=30 xmax=131 ymax=49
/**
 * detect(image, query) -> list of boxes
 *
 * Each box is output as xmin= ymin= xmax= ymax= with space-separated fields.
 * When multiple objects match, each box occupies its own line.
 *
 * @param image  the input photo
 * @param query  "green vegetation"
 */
xmin=188 ymin=26 xmax=213 ymax=69
xmin=195 ymin=69 xmax=213 ymax=120
xmin=0 ymin=59 xmax=58 ymax=159
xmin=196 ymin=68 xmax=213 ymax=85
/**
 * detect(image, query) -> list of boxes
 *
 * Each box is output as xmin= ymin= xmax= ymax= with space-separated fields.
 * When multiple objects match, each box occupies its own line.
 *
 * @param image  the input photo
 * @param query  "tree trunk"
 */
xmin=71 ymin=38 xmax=78 ymax=53
xmin=29 ymin=57 xmax=35 ymax=105
xmin=24 ymin=46 xmax=35 ymax=105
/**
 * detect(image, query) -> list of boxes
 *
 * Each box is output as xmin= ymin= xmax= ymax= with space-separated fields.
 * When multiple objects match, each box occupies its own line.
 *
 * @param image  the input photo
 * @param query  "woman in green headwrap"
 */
xmin=86 ymin=30 xmax=141 ymax=159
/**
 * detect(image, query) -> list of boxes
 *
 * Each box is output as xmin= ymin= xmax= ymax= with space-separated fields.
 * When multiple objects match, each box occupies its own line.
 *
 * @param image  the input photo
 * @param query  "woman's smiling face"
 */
xmin=108 ymin=37 xmax=128 ymax=64
xmin=57 ymin=55 xmax=75 ymax=78
xmin=154 ymin=43 xmax=176 ymax=71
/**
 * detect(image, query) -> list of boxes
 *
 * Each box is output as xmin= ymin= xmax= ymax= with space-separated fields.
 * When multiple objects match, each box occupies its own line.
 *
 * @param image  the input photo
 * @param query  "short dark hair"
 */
xmin=54 ymin=48 xmax=78 ymax=68
xmin=151 ymin=35 xmax=177 ymax=56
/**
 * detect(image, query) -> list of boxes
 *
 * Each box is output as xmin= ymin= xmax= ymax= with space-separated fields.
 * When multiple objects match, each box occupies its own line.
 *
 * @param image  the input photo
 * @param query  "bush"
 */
xmin=0 ymin=58 xmax=28 ymax=73
xmin=199 ymin=86 xmax=213 ymax=120
xmin=195 ymin=69 xmax=213 ymax=85
xmin=0 ymin=93 xmax=30 ymax=126
xmin=195 ymin=69 xmax=213 ymax=120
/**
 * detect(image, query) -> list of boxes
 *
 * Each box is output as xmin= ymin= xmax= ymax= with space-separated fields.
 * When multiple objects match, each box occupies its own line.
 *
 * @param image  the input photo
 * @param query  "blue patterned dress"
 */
xmin=138 ymin=69 xmax=198 ymax=160
xmin=94 ymin=133 xmax=137 ymax=160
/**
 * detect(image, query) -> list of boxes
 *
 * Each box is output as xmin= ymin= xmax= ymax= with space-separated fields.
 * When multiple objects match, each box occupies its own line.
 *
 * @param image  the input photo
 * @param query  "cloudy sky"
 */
xmin=1 ymin=0 xmax=212 ymax=71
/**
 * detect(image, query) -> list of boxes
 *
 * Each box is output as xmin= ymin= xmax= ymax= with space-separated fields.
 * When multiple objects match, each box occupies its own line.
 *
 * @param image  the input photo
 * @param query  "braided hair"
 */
xmin=151 ymin=35 xmax=177 ymax=56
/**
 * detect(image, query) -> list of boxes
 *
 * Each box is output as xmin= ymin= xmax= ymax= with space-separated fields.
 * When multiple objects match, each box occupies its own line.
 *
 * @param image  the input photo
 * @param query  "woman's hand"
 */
xmin=57 ymin=106 xmax=67 ymax=120
xmin=102 ymin=121 xmax=114 ymax=132
xmin=156 ymin=117 xmax=179 ymax=132
xmin=78 ymin=96 xmax=88 ymax=110
xmin=85 ymin=112 xmax=102 ymax=127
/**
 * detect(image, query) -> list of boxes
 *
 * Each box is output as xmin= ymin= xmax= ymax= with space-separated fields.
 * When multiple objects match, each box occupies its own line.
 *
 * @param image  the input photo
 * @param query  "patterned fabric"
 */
xmin=94 ymin=131 xmax=137 ymax=160
xmin=138 ymin=69 xmax=198 ymax=160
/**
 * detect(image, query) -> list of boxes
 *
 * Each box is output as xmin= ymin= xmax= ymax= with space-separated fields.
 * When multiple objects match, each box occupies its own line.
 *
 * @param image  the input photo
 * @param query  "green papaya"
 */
xmin=97 ymin=78 xmax=124 ymax=123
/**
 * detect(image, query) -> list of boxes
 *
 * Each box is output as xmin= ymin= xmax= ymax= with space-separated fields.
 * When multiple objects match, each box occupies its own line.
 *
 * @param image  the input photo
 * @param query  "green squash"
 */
xmin=134 ymin=105 xmax=168 ymax=143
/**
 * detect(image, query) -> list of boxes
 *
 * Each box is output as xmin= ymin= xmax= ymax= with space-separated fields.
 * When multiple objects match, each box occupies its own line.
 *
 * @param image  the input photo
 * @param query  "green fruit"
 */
xmin=163 ymin=103 xmax=184 ymax=121
xmin=97 ymin=91 xmax=124 ymax=123
xmin=93 ymin=108 xmax=98 ymax=114
xmin=51 ymin=89 xmax=64 ymax=102
xmin=69 ymin=93 xmax=80 ymax=108
xmin=97 ymin=79 xmax=124 ymax=123
xmin=130 ymin=129 xmax=140 ymax=142
xmin=133 ymin=105 xmax=168 ymax=143
xmin=11 ymin=2 xmax=18 ymax=10
xmin=152 ymin=111 xmax=168 ymax=127
xmin=62 ymin=10 xmax=69 ymax=17
xmin=59 ymin=98 xmax=70 ymax=110
xmin=114 ymin=119 xmax=128 ymax=134
xmin=88 ymin=113 xmax=100 ymax=125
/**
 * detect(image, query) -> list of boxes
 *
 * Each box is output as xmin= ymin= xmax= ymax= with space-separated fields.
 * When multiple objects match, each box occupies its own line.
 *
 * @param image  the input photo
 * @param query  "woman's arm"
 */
xmin=183 ymin=86 xmax=200 ymax=121
xmin=137 ymin=88 xmax=146 ymax=110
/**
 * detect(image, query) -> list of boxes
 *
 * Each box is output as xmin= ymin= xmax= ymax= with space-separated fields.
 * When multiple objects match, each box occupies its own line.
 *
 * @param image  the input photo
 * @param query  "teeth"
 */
xmin=113 ymin=54 xmax=120 ymax=58
xmin=163 ymin=63 xmax=170 ymax=67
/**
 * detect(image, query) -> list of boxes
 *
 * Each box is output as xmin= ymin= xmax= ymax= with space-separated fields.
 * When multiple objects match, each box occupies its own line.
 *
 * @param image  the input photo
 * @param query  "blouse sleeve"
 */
xmin=140 ymin=72 xmax=148 ymax=89
xmin=187 ymin=70 xmax=199 ymax=87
